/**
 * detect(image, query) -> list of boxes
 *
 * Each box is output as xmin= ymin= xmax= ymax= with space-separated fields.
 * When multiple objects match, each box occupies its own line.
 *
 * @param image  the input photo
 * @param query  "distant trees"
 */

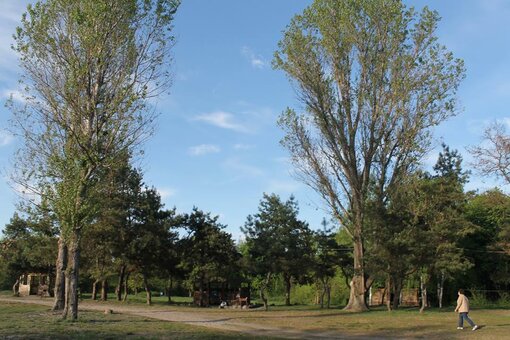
xmin=463 ymin=190 xmax=510 ymax=290
xmin=242 ymin=194 xmax=315 ymax=309
xmin=0 ymin=210 xmax=58 ymax=295
xmin=274 ymin=0 xmax=465 ymax=311
xmin=312 ymin=223 xmax=342 ymax=309
xmin=365 ymin=145 xmax=473 ymax=311
xmin=179 ymin=208 xmax=240 ymax=307
xmin=1 ymin=179 xmax=510 ymax=310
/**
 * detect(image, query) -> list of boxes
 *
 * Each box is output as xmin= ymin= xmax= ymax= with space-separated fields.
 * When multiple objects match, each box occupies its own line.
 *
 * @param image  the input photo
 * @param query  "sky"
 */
xmin=1 ymin=0 xmax=510 ymax=239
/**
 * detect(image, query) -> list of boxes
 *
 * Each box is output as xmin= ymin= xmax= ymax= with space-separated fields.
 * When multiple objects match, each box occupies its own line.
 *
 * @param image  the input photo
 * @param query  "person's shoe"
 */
xmin=457 ymin=327 xmax=463 ymax=330
xmin=472 ymin=325 xmax=479 ymax=331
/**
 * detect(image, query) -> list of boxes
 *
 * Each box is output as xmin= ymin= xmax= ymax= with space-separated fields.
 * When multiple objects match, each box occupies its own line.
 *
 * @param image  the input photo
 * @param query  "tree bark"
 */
xmin=123 ymin=272 xmax=130 ymax=302
xmin=437 ymin=273 xmax=445 ymax=308
xmin=320 ymin=280 xmax=326 ymax=309
xmin=101 ymin=279 xmax=108 ymax=301
xmin=12 ymin=279 xmax=20 ymax=296
xmin=326 ymin=283 xmax=331 ymax=309
xmin=198 ymin=277 xmax=204 ymax=307
xmin=143 ymin=272 xmax=151 ymax=305
xmin=260 ymin=272 xmax=271 ymax=311
xmin=166 ymin=276 xmax=173 ymax=303
xmin=344 ymin=229 xmax=369 ymax=312
xmin=91 ymin=279 xmax=99 ymax=300
xmin=116 ymin=265 xmax=126 ymax=301
xmin=391 ymin=278 xmax=402 ymax=310
xmin=420 ymin=274 xmax=428 ymax=313
xmin=385 ymin=276 xmax=392 ymax=311
xmin=52 ymin=237 xmax=67 ymax=311
xmin=63 ymin=235 xmax=80 ymax=320
xmin=284 ymin=273 xmax=292 ymax=306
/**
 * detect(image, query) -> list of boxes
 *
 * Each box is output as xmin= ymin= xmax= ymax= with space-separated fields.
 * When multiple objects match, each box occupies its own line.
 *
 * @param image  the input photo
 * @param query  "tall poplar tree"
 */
xmin=9 ymin=0 xmax=179 ymax=320
xmin=274 ymin=0 xmax=465 ymax=311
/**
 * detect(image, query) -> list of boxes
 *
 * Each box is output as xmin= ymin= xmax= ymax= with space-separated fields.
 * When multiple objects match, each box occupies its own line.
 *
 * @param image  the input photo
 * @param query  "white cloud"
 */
xmin=158 ymin=187 xmax=177 ymax=199
xmin=194 ymin=111 xmax=251 ymax=133
xmin=0 ymin=130 xmax=14 ymax=147
xmin=241 ymin=46 xmax=267 ymax=69
xmin=233 ymin=144 xmax=255 ymax=151
xmin=188 ymin=144 xmax=221 ymax=156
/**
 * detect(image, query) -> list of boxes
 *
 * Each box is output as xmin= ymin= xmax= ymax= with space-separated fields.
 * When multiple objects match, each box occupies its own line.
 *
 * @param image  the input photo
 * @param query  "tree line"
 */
xmin=1 ymin=144 xmax=510 ymax=312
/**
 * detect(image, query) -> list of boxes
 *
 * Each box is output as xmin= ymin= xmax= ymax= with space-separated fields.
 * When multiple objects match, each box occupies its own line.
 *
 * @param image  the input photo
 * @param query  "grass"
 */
xmin=2 ymin=291 xmax=510 ymax=339
xmin=0 ymin=301 xmax=271 ymax=339
xmin=207 ymin=306 xmax=510 ymax=339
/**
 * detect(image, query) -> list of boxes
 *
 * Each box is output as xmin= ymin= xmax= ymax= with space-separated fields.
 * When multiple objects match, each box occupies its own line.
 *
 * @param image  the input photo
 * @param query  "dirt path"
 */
xmin=0 ymin=296 xmax=378 ymax=339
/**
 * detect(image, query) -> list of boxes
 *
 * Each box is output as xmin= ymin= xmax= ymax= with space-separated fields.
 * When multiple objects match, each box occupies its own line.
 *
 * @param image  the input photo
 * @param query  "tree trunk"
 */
xmin=391 ymin=278 xmax=402 ymax=311
xmin=437 ymin=273 xmax=445 ymax=309
xmin=198 ymin=277 xmax=204 ymax=307
xmin=116 ymin=265 xmax=126 ymax=301
xmin=63 ymin=235 xmax=80 ymax=320
xmin=326 ymin=284 xmax=331 ymax=309
xmin=123 ymin=272 xmax=130 ymax=302
xmin=12 ymin=279 xmax=20 ymax=296
xmin=143 ymin=272 xmax=151 ymax=305
xmin=320 ymin=280 xmax=326 ymax=309
xmin=260 ymin=273 xmax=271 ymax=311
xmin=166 ymin=276 xmax=173 ymax=303
xmin=385 ymin=276 xmax=392 ymax=311
xmin=91 ymin=279 xmax=99 ymax=300
xmin=284 ymin=273 xmax=292 ymax=306
xmin=101 ymin=279 xmax=108 ymax=301
xmin=420 ymin=274 xmax=428 ymax=313
xmin=52 ymin=237 xmax=67 ymax=311
xmin=344 ymin=230 xmax=368 ymax=312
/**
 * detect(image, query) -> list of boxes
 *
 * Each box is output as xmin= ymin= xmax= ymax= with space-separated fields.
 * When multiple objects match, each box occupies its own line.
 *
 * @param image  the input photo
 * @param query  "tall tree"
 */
xmin=9 ymin=0 xmax=179 ymax=320
xmin=125 ymin=187 xmax=177 ymax=305
xmin=180 ymin=208 xmax=240 ymax=307
xmin=273 ymin=0 xmax=465 ymax=311
xmin=242 ymin=194 xmax=314 ymax=308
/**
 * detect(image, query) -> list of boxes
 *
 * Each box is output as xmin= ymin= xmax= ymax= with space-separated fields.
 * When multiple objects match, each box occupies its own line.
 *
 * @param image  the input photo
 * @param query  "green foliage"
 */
xmin=0 ymin=212 xmax=58 ymax=289
xmin=273 ymin=0 xmax=465 ymax=310
xmin=179 ymin=208 xmax=241 ymax=291
xmin=462 ymin=189 xmax=510 ymax=289
xmin=242 ymin=194 xmax=315 ymax=306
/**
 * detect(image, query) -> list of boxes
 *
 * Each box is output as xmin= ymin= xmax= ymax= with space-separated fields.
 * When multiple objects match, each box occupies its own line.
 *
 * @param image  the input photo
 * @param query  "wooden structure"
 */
xmin=399 ymin=288 xmax=419 ymax=307
xmin=369 ymin=287 xmax=389 ymax=306
xmin=18 ymin=273 xmax=52 ymax=297
xmin=193 ymin=281 xmax=250 ymax=307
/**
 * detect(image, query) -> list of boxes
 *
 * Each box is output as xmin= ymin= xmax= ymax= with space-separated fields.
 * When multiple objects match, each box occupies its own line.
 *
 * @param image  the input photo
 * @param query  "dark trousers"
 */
xmin=458 ymin=312 xmax=475 ymax=327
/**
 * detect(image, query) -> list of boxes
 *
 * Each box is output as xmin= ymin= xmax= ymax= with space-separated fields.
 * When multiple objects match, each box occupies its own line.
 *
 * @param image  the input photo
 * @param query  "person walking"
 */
xmin=455 ymin=289 xmax=479 ymax=330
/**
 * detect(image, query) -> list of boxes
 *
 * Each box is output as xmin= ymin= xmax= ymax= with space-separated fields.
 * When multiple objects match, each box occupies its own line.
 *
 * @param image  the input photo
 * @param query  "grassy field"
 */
xmin=1 ymin=291 xmax=510 ymax=339
xmin=0 ymin=301 xmax=269 ymax=339
xmin=208 ymin=305 xmax=510 ymax=339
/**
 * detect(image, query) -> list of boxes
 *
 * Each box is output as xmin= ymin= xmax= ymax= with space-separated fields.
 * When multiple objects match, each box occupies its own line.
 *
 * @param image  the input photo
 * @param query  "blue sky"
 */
xmin=1 ymin=0 xmax=509 ymax=239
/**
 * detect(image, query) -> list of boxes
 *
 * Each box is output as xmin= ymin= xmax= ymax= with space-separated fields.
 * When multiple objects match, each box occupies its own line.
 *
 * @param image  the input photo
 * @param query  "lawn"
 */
xmin=0 ymin=301 xmax=271 ymax=339
xmin=207 ymin=305 xmax=510 ymax=339
xmin=1 ymin=292 xmax=510 ymax=339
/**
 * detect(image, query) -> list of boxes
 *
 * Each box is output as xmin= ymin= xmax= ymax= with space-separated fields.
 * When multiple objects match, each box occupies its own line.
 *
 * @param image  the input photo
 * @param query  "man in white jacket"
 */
xmin=454 ymin=289 xmax=479 ymax=330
